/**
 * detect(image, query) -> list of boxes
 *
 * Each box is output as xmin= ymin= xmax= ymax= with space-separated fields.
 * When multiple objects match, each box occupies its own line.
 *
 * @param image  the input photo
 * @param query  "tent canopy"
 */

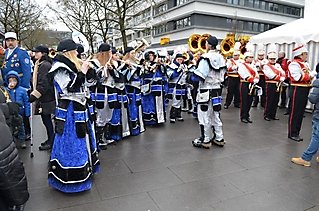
xmin=249 ymin=18 xmax=319 ymax=45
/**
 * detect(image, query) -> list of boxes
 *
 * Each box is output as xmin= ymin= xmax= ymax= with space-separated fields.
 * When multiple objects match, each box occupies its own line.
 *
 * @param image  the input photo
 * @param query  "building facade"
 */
xmin=113 ymin=0 xmax=304 ymax=51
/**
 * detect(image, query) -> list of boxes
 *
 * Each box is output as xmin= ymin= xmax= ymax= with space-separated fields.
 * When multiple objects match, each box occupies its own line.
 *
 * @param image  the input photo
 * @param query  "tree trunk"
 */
xmin=119 ymin=19 xmax=127 ymax=49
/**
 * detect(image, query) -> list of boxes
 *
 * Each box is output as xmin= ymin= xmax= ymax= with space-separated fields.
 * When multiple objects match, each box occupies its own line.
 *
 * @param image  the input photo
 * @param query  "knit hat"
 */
xmin=207 ymin=35 xmax=218 ymax=47
xmin=292 ymin=45 xmax=308 ymax=57
xmin=98 ymin=43 xmax=111 ymax=52
xmin=57 ymin=39 xmax=77 ymax=53
xmin=5 ymin=32 xmax=17 ymax=40
xmin=124 ymin=47 xmax=134 ymax=55
xmin=32 ymin=45 xmax=49 ymax=54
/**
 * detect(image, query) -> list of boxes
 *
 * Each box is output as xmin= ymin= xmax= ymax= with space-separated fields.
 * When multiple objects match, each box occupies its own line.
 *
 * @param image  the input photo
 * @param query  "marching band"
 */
xmin=1 ymin=31 xmax=318 ymax=195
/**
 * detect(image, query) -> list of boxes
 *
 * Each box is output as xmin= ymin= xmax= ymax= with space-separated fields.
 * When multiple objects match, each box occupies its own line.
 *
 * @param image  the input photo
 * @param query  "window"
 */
xmin=175 ymin=17 xmax=191 ymax=30
xmin=153 ymin=24 xmax=168 ymax=36
xmin=154 ymin=3 xmax=168 ymax=15
xmin=176 ymin=0 xmax=189 ymax=6
xmin=253 ymin=22 xmax=259 ymax=32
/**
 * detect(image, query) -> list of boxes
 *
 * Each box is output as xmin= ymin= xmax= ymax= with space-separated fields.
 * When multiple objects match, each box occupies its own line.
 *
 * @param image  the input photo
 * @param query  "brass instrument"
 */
xmin=134 ymin=38 xmax=150 ymax=54
xmin=237 ymin=35 xmax=251 ymax=57
xmin=49 ymin=48 xmax=57 ymax=58
xmin=248 ymin=83 xmax=261 ymax=95
xmin=188 ymin=34 xmax=201 ymax=53
xmin=220 ymin=33 xmax=235 ymax=58
xmin=187 ymin=34 xmax=210 ymax=53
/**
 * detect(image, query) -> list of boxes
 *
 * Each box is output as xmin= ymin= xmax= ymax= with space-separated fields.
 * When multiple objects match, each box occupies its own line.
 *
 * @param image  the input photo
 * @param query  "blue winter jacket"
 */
xmin=309 ymin=75 xmax=319 ymax=119
xmin=5 ymin=71 xmax=30 ymax=117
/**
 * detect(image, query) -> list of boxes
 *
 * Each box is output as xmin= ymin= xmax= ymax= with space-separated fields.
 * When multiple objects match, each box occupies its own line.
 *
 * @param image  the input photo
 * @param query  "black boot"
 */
xmin=39 ymin=137 xmax=53 ymax=151
xmin=187 ymin=99 xmax=193 ymax=113
xmin=176 ymin=107 xmax=184 ymax=121
xmin=182 ymin=98 xmax=188 ymax=112
xmin=96 ymin=126 xmax=107 ymax=150
xmin=192 ymin=125 xmax=205 ymax=147
xmin=104 ymin=123 xmax=115 ymax=145
xmin=170 ymin=107 xmax=176 ymax=123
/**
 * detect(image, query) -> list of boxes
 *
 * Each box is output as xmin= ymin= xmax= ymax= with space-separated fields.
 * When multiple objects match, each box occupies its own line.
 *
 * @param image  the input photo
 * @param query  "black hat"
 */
xmin=207 ymin=35 xmax=218 ymax=47
xmin=98 ymin=43 xmax=111 ymax=52
xmin=76 ymin=44 xmax=84 ymax=55
xmin=32 ymin=45 xmax=49 ymax=54
xmin=57 ymin=39 xmax=77 ymax=53
xmin=111 ymin=47 xmax=117 ymax=54
xmin=175 ymin=53 xmax=184 ymax=59
xmin=124 ymin=47 xmax=134 ymax=55
xmin=168 ymin=50 xmax=174 ymax=56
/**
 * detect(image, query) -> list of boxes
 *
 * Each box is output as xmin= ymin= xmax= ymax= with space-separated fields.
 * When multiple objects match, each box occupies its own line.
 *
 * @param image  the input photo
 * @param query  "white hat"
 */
xmin=257 ymin=49 xmax=265 ymax=55
xmin=5 ymin=32 xmax=17 ymax=40
xmin=268 ymin=52 xmax=277 ymax=59
xmin=233 ymin=50 xmax=240 ymax=56
xmin=292 ymin=45 xmax=308 ymax=57
xmin=244 ymin=51 xmax=253 ymax=58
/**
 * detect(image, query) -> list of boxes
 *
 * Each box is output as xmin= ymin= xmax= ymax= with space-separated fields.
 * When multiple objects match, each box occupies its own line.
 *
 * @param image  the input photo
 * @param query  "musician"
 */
xmin=288 ymin=45 xmax=316 ymax=142
xmin=90 ymin=43 xmax=117 ymax=150
xmin=185 ymin=52 xmax=196 ymax=114
xmin=238 ymin=50 xmax=259 ymax=123
xmin=167 ymin=53 xmax=188 ymax=123
xmin=252 ymin=49 xmax=267 ymax=107
xmin=121 ymin=47 xmax=145 ymax=136
xmin=48 ymin=38 xmax=100 ymax=193
xmin=224 ymin=50 xmax=242 ymax=109
xmin=262 ymin=50 xmax=285 ymax=121
xmin=141 ymin=50 xmax=166 ymax=125
xmin=277 ymin=51 xmax=290 ymax=109
xmin=188 ymin=35 xmax=226 ymax=148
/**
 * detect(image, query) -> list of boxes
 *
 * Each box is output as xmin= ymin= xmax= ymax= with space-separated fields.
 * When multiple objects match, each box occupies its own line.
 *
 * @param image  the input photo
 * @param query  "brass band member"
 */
xmin=252 ymin=49 xmax=267 ymax=107
xmin=288 ymin=45 xmax=316 ymax=142
xmin=262 ymin=50 xmax=285 ymax=121
xmin=224 ymin=49 xmax=242 ymax=109
xmin=238 ymin=49 xmax=259 ymax=123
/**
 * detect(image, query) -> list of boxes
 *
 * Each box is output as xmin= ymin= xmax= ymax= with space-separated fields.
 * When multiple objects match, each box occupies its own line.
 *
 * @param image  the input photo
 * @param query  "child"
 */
xmin=5 ymin=71 xmax=30 ymax=149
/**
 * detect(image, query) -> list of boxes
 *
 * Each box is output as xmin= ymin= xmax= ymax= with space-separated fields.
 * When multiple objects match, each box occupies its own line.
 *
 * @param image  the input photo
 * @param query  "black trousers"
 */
xmin=280 ymin=85 xmax=288 ymax=107
xmin=240 ymin=82 xmax=254 ymax=120
xmin=264 ymin=83 xmax=280 ymax=118
xmin=253 ymin=75 xmax=266 ymax=106
xmin=23 ymin=116 xmax=31 ymax=136
xmin=288 ymin=85 xmax=310 ymax=137
xmin=225 ymin=76 xmax=240 ymax=107
xmin=41 ymin=114 xmax=54 ymax=144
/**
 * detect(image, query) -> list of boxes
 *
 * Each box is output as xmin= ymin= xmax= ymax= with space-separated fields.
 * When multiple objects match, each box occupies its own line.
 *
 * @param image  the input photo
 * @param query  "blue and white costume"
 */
xmin=141 ymin=62 xmax=166 ymax=125
xmin=190 ymin=49 xmax=226 ymax=148
xmin=167 ymin=60 xmax=188 ymax=123
xmin=121 ymin=63 xmax=145 ymax=136
xmin=48 ymin=55 xmax=100 ymax=193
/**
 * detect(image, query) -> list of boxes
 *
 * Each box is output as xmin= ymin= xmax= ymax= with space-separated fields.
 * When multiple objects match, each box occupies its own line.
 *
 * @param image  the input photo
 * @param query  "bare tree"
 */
xmin=0 ymin=0 xmax=44 ymax=46
xmin=49 ymin=0 xmax=109 ymax=53
xmin=94 ymin=0 xmax=147 ymax=49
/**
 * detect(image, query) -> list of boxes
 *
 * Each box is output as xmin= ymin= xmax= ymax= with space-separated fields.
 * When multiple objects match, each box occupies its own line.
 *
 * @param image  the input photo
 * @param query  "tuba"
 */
xmin=198 ymin=34 xmax=210 ymax=53
xmin=220 ymin=33 xmax=235 ymax=58
xmin=188 ymin=34 xmax=201 ymax=53
xmin=237 ymin=35 xmax=251 ymax=57
xmin=188 ymin=34 xmax=210 ymax=53
xmin=49 ymin=48 xmax=57 ymax=58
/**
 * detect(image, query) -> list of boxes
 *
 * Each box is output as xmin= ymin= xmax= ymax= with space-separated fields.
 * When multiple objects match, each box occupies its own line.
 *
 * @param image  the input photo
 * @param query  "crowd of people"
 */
xmin=0 ymin=30 xmax=318 ymax=210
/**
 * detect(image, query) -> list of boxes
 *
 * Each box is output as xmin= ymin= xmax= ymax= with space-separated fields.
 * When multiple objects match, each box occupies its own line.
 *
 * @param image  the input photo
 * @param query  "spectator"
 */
xmin=5 ymin=71 xmax=30 ymax=149
xmin=0 ymin=107 xmax=29 ymax=211
xmin=29 ymin=45 xmax=55 ymax=151
xmin=291 ymin=70 xmax=319 ymax=166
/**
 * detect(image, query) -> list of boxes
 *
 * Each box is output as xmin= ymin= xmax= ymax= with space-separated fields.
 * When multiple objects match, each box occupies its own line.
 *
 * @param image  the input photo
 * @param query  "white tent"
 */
xmin=249 ymin=18 xmax=319 ymax=71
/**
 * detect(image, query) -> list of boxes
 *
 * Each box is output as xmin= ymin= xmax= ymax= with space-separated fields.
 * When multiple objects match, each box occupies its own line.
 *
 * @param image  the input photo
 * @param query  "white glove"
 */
xmin=253 ymin=78 xmax=259 ymax=84
xmin=280 ymin=76 xmax=285 ymax=82
xmin=309 ymin=71 xmax=317 ymax=78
